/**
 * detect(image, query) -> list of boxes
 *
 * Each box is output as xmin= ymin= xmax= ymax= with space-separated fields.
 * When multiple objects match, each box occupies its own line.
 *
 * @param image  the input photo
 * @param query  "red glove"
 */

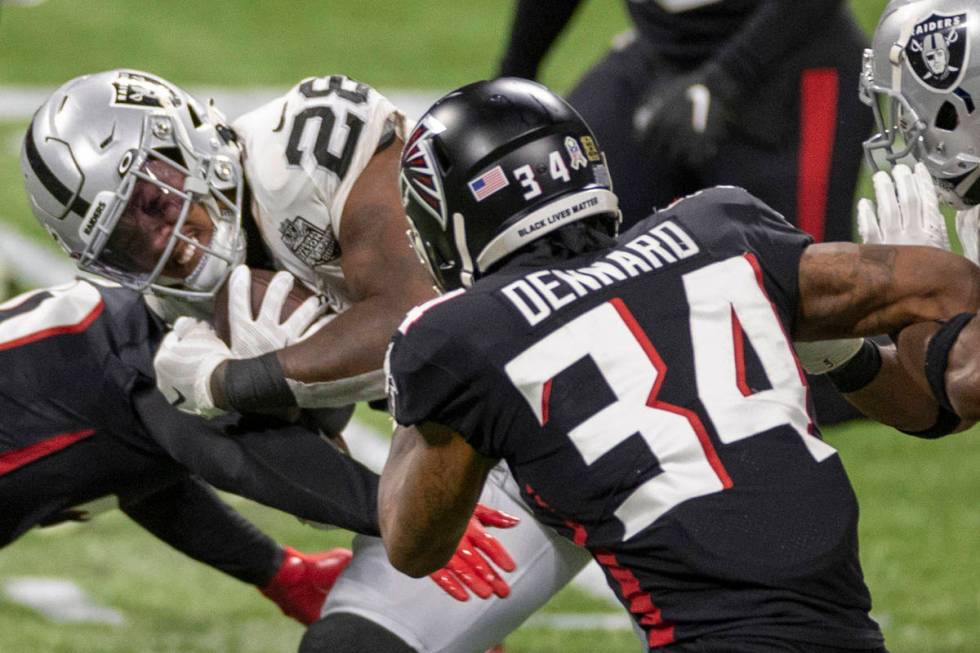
xmin=429 ymin=504 xmax=519 ymax=602
xmin=260 ymin=547 xmax=352 ymax=625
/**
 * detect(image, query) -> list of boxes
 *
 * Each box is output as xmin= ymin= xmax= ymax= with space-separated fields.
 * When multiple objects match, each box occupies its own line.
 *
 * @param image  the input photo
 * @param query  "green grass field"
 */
xmin=5 ymin=2 xmax=979 ymax=652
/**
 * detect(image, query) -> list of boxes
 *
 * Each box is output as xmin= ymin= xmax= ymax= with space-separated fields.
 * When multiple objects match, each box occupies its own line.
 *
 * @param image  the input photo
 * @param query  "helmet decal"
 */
xmin=111 ymin=71 xmax=183 ymax=109
xmin=907 ymin=12 xmax=969 ymax=91
xmin=401 ymin=116 xmax=448 ymax=228
xmin=564 ymin=137 xmax=588 ymax=170
xmin=467 ymin=165 xmax=510 ymax=202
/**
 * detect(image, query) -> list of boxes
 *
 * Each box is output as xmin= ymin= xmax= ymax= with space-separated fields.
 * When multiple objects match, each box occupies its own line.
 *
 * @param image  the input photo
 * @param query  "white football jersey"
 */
xmin=232 ymin=75 xmax=405 ymax=314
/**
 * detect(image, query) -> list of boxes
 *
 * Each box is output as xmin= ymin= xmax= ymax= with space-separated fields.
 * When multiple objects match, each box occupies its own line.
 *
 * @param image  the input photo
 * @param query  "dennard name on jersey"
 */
xmin=501 ymin=219 xmax=699 ymax=326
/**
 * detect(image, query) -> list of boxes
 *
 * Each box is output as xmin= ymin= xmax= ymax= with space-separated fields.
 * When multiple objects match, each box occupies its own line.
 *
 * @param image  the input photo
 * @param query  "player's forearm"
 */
xmin=840 ymin=344 xmax=952 ymax=433
xmin=898 ymin=317 xmax=980 ymax=424
xmin=210 ymin=295 xmax=404 ymax=412
xmin=379 ymin=425 xmax=472 ymax=577
xmin=796 ymin=243 xmax=980 ymax=340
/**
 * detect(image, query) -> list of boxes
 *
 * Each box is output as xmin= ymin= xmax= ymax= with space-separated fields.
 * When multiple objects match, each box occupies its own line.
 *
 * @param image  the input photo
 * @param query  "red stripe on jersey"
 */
xmin=610 ymin=297 xmax=732 ymax=490
xmin=594 ymin=549 xmax=675 ymax=647
xmin=796 ymin=68 xmax=839 ymax=243
xmin=741 ymin=253 xmax=817 ymax=429
xmin=731 ymin=307 xmax=752 ymax=397
xmin=541 ymin=378 xmax=553 ymax=426
xmin=524 ymin=483 xmax=589 ymax=547
xmin=0 ymin=299 xmax=104 ymax=351
xmin=0 ymin=428 xmax=97 ymax=475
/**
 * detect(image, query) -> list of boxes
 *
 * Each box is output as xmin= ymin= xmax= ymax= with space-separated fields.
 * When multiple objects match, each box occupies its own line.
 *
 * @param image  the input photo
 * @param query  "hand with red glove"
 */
xmin=429 ymin=504 xmax=520 ymax=602
xmin=260 ymin=547 xmax=353 ymax=625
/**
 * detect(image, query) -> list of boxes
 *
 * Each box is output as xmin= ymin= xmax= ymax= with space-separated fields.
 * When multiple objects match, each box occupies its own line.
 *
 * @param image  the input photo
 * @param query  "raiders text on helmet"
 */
xmin=21 ymin=69 xmax=246 ymax=299
xmin=861 ymin=0 xmax=980 ymax=206
xmin=399 ymin=78 xmax=620 ymax=291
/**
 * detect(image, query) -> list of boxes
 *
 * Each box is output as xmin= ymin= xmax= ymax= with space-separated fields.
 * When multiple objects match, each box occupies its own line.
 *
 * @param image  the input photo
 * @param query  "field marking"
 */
xmin=0 ymin=86 xmax=442 ymax=122
xmin=2 ymin=577 xmax=124 ymax=625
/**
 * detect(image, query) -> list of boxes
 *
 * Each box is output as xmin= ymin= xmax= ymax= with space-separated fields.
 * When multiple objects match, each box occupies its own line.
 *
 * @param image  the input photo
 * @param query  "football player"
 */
xmin=0 ymin=276 xmax=353 ymax=626
xmin=0 ymin=272 xmax=522 ymax=641
xmin=794 ymin=0 xmax=980 ymax=430
xmin=498 ymin=0 xmax=874 ymax=426
xmin=21 ymin=70 xmax=593 ymax=653
xmin=379 ymin=78 xmax=980 ymax=652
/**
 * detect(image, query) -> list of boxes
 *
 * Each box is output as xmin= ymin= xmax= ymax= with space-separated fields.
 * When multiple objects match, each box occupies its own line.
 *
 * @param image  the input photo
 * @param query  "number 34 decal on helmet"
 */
xmin=399 ymin=78 xmax=620 ymax=291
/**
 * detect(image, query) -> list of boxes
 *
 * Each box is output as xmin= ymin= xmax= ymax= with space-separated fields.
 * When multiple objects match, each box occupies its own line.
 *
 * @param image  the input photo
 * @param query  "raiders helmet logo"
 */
xmin=906 ymin=12 xmax=969 ymax=91
xmin=111 ymin=71 xmax=183 ymax=109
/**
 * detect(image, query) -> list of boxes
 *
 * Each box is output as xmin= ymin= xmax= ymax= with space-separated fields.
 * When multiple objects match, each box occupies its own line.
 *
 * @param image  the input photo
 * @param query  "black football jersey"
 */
xmin=0 ymin=280 xmax=165 ymax=461
xmin=387 ymin=187 xmax=884 ymax=650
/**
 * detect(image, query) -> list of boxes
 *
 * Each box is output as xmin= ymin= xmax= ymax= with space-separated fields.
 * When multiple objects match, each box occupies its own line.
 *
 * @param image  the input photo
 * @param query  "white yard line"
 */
xmin=2 ymin=577 xmax=124 ymax=625
xmin=0 ymin=86 xmax=442 ymax=122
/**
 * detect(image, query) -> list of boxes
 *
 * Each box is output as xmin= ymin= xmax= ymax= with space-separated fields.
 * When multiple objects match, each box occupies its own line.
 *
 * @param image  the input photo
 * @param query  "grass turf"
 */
xmin=6 ymin=1 xmax=977 ymax=651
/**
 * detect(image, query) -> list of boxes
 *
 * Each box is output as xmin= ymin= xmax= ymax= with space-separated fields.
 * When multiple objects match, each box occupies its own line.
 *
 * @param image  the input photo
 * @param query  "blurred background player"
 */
xmin=20 ymin=69 xmax=598 ymax=653
xmin=497 ymin=0 xmax=873 ymax=425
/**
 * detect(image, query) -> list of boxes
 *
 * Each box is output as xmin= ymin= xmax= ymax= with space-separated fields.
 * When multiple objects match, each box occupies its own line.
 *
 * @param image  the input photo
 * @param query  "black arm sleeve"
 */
xmin=711 ymin=0 xmax=845 ymax=88
xmin=498 ymin=0 xmax=584 ymax=79
xmin=133 ymin=384 xmax=381 ymax=536
xmin=119 ymin=475 xmax=281 ymax=586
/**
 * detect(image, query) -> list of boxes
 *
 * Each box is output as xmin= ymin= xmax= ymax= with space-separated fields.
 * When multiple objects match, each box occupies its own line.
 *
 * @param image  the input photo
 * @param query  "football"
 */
xmin=213 ymin=267 xmax=317 ymax=344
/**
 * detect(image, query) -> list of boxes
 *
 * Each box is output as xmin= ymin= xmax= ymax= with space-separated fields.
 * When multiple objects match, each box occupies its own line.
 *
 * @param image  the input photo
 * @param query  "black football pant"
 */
xmin=0 ymin=430 xmax=280 ymax=586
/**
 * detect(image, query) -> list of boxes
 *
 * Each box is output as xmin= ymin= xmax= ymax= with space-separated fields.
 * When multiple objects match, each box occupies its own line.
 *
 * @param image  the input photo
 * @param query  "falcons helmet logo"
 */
xmin=401 ymin=116 xmax=448 ymax=228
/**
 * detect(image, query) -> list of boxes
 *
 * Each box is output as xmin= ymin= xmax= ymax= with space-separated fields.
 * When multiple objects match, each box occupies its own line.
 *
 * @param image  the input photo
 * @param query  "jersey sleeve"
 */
xmin=385 ymin=298 xmax=502 ymax=459
xmin=662 ymin=186 xmax=813 ymax=326
xmin=232 ymin=75 xmax=404 ymax=242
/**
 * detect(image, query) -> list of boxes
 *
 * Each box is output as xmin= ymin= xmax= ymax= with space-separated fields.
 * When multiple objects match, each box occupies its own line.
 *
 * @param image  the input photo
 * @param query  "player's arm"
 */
xmin=200 ymin=138 xmax=437 ymax=412
xmin=794 ymin=242 xmax=980 ymax=434
xmin=794 ymin=242 xmax=980 ymax=341
xmin=498 ymin=0 xmax=582 ymax=80
xmin=265 ymin=138 xmax=437 ymax=399
xmin=893 ymin=316 xmax=980 ymax=422
xmin=379 ymin=421 xmax=496 ymax=576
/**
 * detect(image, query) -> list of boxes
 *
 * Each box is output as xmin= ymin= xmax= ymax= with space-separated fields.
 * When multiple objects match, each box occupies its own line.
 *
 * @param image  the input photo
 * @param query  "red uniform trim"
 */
xmin=610 ymin=297 xmax=732 ymax=489
xmin=0 ymin=300 xmax=104 ymax=351
xmin=594 ymin=549 xmax=675 ymax=647
xmin=0 ymin=428 xmax=97 ymax=475
xmin=742 ymin=253 xmax=817 ymax=433
xmin=541 ymin=378 xmax=553 ymax=426
xmin=731 ymin=307 xmax=752 ymax=397
xmin=524 ymin=483 xmax=588 ymax=547
xmin=796 ymin=68 xmax=839 ymax=243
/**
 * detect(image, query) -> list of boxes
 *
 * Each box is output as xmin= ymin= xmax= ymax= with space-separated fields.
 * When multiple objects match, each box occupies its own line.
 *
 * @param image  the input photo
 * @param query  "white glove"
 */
xmin=793 ymin=338 xmax=865 ymax=375
xmin=226 ymin=265 xmax=325 ymax=358
xmin=154 ymin=317 xmax=231 ymax=418
xmin=856 ymin=162 xmax=951 ymax=250
xmin=955 ymin=205 xmax=980 ymax=264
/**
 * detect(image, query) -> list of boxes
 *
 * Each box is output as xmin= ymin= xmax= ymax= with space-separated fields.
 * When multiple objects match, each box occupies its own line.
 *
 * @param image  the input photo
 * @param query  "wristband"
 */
xmin=826 ymin=339 xmax=882 ymax=394
xmin=899 ymin=405 xmax=961 ymax=439
xmin=224 ymin=352 xmax=297 ymax=412
xmin=924 ymin=312 xmax=975 ymax=412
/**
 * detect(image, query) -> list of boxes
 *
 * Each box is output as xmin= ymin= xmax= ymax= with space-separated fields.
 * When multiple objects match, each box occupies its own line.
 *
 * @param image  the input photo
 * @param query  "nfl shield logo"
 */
xmin=906 ymin=12 xmax=970 ymax=91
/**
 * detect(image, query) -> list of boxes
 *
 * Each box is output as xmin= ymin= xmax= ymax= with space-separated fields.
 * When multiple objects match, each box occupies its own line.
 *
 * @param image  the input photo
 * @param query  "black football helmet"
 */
xmin=399 ymin=78 xmax=620 ymax=291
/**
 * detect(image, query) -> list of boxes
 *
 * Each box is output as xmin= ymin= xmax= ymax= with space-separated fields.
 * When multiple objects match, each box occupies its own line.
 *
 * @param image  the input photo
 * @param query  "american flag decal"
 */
xmin=402 ymin=118 xmax=448 ymax=227
xmin=468 ymin=166 xmax=509 ymax=202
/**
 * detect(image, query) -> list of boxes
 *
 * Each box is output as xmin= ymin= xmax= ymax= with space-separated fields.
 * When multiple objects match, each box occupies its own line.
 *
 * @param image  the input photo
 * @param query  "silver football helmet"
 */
xmin=861 ymin=0 xmax=980 ymax=207
xmin=21 ymin=69 xmax=245 ymax=299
